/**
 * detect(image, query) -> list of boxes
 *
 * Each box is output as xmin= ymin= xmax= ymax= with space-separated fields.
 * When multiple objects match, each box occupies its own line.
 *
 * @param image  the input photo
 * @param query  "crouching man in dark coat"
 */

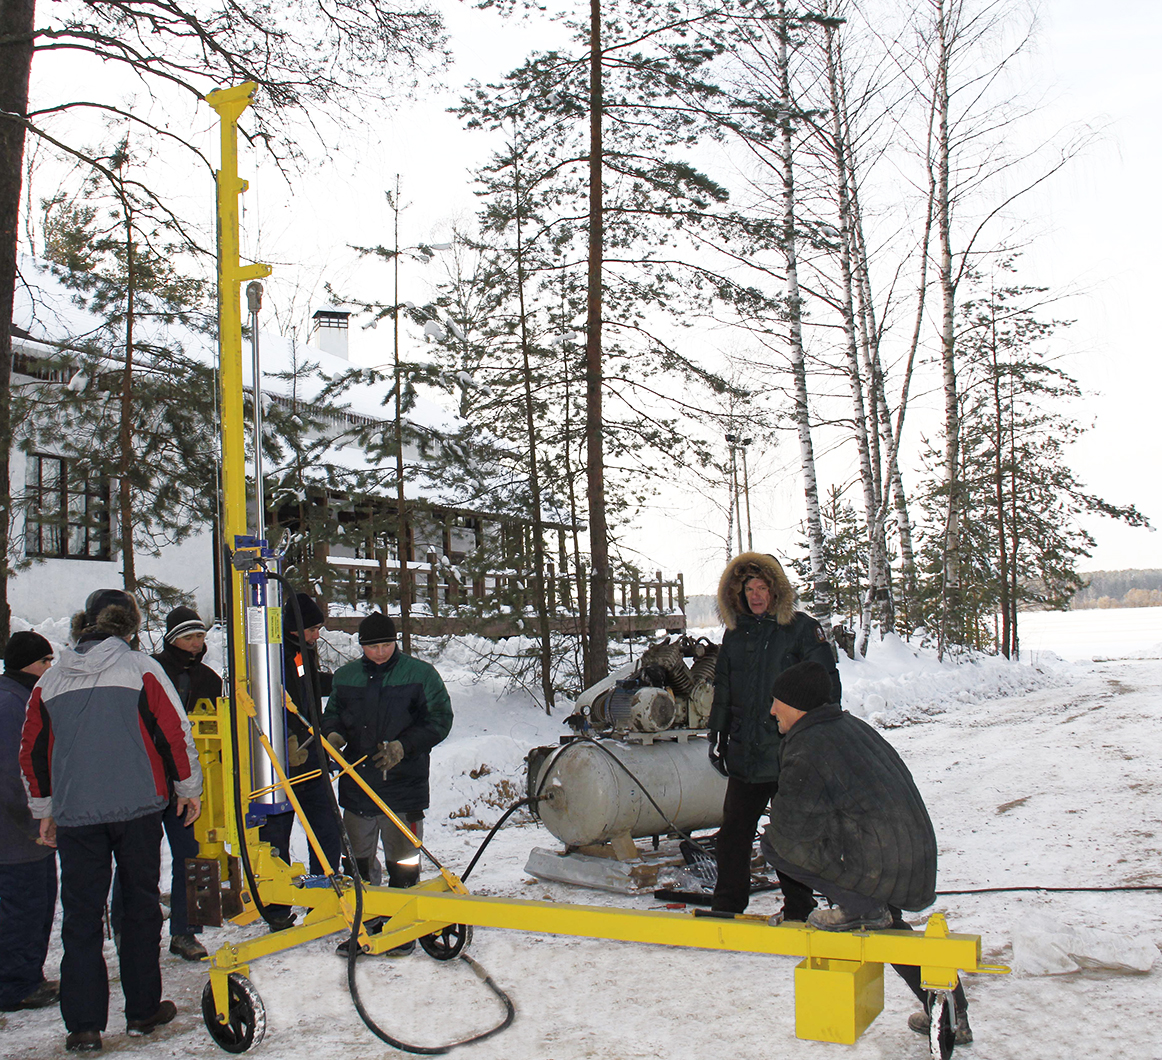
xmin=759 ymin=661 xmax=971 ymax=1045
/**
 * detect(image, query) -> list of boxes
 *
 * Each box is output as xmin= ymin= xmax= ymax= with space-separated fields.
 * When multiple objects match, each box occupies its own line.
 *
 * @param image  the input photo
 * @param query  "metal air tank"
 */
xmin=529 ymin=737 xmax=727 ymax=848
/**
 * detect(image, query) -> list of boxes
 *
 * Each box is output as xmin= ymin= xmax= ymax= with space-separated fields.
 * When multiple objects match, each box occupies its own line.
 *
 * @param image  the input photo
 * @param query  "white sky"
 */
xmin=23 ymin=0 xmax=1162 ymax=597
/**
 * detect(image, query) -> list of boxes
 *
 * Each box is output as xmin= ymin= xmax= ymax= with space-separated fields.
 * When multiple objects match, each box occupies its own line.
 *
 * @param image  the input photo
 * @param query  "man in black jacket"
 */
xmin=262 ymin=593 xmax=341 ymax=881
xmin=148 ymin=607 xmax=221 ymax=961
xmin=759 ymin=660 xmax=971 ymax=1045
xmin=708 ymin=552 xmax=840 ymax=918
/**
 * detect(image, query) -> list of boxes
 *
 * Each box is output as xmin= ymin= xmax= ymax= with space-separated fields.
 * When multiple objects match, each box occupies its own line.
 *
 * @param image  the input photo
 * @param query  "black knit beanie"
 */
xmin=286 ymin=593 xmax=326 ymax=635
xmin=4 ymin=631 xmax=53 ymax=673
xmin=165 ymin=606 xmax=207 ymax=645
xmin=769 ymin=660 xmax=833 ymax=713
xmin=358 ymin=612 xmax=397 ymax=646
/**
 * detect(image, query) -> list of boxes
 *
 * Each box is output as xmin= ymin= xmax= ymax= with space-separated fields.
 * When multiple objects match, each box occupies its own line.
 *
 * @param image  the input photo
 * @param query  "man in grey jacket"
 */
xmin=20 ymin=590 xmax=203 ymax=1054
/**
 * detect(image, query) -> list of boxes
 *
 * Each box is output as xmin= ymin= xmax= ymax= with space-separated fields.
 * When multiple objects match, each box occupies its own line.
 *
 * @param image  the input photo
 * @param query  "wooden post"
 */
xmin=655 ymin=571 xmax=663 ymax=611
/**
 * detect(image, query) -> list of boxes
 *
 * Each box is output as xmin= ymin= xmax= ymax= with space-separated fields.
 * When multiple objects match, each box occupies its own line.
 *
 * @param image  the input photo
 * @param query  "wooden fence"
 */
xmin=323 ymin=554 xmax=686 ymax=638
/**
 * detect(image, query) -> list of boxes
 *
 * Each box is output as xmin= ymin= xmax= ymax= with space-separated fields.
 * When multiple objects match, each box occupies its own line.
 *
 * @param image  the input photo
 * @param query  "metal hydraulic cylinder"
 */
xmin=242 ymin=552 xmax=289 ymax=812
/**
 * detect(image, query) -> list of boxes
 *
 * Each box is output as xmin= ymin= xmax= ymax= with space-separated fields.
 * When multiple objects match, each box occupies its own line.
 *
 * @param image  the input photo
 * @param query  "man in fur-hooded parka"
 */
xmin=707 ymin=552 xmax=840 ymax=915
xmin=709 ymin=552 xmax=840 ymax=783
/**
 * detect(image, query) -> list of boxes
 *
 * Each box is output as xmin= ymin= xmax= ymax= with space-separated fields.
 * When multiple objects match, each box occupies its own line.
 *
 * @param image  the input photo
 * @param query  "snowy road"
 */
xmin=3 ymin=653 xmax=1159 ymax=1060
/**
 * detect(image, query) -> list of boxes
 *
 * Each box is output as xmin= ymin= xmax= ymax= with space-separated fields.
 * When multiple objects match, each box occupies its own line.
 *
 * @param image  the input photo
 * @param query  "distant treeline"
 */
xmin=1072 ymin=570 xmax=1162 ymax=609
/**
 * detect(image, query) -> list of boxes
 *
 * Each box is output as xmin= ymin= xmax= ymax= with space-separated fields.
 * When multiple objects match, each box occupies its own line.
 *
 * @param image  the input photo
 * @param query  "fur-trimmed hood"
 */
xmin=716 ymin=552 xmax=796 ymax=630
xmin=69 ymin=601 xmax=141 ymax=643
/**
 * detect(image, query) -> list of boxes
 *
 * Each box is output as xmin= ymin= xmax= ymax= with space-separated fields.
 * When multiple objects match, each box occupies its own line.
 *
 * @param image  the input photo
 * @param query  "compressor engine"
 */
xmin=571 ymin=635 xmax=719 ymax=735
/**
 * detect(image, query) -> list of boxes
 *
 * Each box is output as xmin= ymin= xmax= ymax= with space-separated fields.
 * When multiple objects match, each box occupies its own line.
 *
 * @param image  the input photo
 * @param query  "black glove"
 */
xmin=708 ymin=730 xmax=729 ymax=777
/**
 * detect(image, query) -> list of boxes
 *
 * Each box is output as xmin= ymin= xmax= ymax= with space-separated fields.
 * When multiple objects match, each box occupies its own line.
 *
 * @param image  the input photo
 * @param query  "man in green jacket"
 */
xmin=707 ymin=552 xmax=840 ymax=918
xmin=322 ymin=612 xmax=452 ymax=952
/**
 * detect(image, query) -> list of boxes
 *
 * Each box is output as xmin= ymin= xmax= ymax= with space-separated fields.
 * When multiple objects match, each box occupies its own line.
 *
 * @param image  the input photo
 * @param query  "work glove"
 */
xmin=325 ymin=731 xmax=347 ymax=750
xmin=373 ymin=739 xmax=405 ymax=774
xmin=707 ymin=730 xmax=729 ymax=778
xmin=286 ymin=734 xmax=309 ymax=768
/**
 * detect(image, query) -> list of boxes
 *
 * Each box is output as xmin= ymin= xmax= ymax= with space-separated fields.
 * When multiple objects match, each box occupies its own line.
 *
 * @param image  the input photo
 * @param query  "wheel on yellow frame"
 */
xmin=419 ymin=923 xmax=473 ymax=960
xmin=202 ymin=973 xmax=267 ymax=1053
xmin=927 ymin=990 xmax=956 ymax=1060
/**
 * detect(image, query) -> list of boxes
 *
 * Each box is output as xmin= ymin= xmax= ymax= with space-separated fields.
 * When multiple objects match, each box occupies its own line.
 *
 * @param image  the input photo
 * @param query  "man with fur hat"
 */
xmin=322 ymin=611 xmax=452 ymax=956
xmin=259 ymin=592 xmax=341 ymax=890
xmin=708 ymin=552 xmax=841 ymax=918
xmin=0 ymin=631 xmax=58 ymax=1013
xmin=759 ymin=660 xmax=971 ymax=1045
xmin=20 ymin=589 xmax=202 ymax=1053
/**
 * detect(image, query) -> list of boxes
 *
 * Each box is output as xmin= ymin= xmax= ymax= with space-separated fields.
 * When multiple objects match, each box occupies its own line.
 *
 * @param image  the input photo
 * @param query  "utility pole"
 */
xmin=740 ymin=438 xmax=753 ymax=551
xmin=726 ymin=434 xmax=743 ymax=554
xmin=387 ymin=177 xmax=412 ymax=654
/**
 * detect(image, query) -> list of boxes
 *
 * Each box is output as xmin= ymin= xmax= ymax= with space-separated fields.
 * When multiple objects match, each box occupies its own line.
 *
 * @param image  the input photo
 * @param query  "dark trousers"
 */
xmin=766 ymin=851 xmax=968 ymax=1014
xmin=0 ymin=854 xmax=57 ymax=1007
xmin=111 ymin=797 xmax=201 ymax=937
xmin=712 ymin=777 xmax=816 ymax=916
xmin=58 ymin=812 xmax=164 ymax=1032
xmin=259 ymin=770 xmax=342 ymax=877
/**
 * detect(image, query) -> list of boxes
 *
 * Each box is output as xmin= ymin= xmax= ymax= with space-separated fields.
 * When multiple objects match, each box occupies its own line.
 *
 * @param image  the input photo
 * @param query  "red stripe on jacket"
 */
xmin=139 ymin=671 xmax=193 ymax=798
xmin=19 ymin=687 xmax=54 ymax=800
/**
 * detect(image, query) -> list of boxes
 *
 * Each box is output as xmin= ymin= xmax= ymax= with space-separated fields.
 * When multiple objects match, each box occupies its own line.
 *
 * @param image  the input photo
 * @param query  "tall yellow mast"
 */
xmin=207 ymin=82 xmax=271 ymax=683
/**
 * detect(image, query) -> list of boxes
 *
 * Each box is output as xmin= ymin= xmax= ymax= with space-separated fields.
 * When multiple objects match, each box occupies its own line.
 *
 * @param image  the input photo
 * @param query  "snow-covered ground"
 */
xmin=3 ymin=609 xmax=1160 ymax=1060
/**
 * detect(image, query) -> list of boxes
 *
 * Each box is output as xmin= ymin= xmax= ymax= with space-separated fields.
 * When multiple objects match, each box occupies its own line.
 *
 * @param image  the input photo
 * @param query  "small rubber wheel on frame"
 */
xmin=927 ymin=989 xmax=956 ymax=1060
xmin=201 ymin=973 xmax=267 ymax=1053
xmin=420 ymin=923 xmax=473 ymax=960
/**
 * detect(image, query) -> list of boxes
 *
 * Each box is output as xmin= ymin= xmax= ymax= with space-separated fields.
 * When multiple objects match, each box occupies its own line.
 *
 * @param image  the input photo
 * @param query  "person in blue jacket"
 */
xmin=0 ymin=631 xmax=58 ymax=1013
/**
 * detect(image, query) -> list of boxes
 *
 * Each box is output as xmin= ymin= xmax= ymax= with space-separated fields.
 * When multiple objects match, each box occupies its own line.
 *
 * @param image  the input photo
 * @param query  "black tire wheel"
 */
xmin=927 ymin=990 xmax=955 ymax=1060
xmin=420 ymin=923 xmax=473 ymax=961
xmin=202 ymin=973 xmax=267 ymax=1054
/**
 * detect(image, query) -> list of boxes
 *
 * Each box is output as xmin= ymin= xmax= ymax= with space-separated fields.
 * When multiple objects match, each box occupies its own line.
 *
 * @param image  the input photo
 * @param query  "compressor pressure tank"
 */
xmin=529 ymin=738 xmax=727 ymax=848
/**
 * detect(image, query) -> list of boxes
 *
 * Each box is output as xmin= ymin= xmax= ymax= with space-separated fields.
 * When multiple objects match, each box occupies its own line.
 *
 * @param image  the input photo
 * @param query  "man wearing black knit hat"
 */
xmin=759 ymin=660 xmax=971 ymax=1045
xmin=322 ymin=611 xmax=452 ymax=957
xmin=141 ymin=607 xmax=221 ymax=961
xmin=0 ymin=631 xmax=58 ymax=1013
xmin=257 ymin=592 xmax=341 ymax=926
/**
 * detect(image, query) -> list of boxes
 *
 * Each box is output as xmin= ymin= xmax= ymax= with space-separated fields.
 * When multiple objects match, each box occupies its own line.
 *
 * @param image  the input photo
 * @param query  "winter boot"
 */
xmin=169 ymin=934 xmax=208 ymax=961
xmin=127 ymin=1000 xmax=177 ymax=1036
xmin=909 ymin=1008 xmax=973 ymax=1045
xmin=807 ymin=904 xmax=892 ymax=932
xmin=65 ymin=1030 xmax=102 ymax=1052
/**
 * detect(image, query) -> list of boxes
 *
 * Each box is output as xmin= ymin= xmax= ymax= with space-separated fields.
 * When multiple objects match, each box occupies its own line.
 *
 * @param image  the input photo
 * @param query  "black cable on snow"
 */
xmin=461 ymin=797 xmax=540 ymax=883
xmin=938 ymin=884 xmax=1162 ymax=895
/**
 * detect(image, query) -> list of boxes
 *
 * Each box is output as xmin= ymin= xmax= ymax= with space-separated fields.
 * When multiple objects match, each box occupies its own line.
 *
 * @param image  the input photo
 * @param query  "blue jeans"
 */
xmin=58 ymin=812 xmax=163 ymax=1032
xmin=0 ymin=854 xmax=57 ymax=1008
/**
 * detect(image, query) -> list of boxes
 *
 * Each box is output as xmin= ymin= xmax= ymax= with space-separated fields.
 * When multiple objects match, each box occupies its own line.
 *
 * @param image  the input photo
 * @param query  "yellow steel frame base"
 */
xmin=203 ymin=840 xmax=1008 ymax=1048
xmin=191 ymin=684 xmax=1008 ymax=1049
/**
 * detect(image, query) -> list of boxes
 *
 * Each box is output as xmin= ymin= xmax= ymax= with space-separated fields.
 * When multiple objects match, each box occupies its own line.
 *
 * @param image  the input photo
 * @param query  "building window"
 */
xmin=25 ymin=454 xmax=111 ymax=560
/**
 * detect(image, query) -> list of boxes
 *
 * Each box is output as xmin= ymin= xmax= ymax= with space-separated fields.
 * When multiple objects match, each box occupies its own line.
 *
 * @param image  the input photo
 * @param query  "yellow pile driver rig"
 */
xmin=190 ymin=82 xmax=1008 ymax=1059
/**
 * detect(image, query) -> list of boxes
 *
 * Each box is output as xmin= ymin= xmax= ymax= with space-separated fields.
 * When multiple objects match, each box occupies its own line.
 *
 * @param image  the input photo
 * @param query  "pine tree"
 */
xmin=15 ymin=152 xmax=217 ymax=621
